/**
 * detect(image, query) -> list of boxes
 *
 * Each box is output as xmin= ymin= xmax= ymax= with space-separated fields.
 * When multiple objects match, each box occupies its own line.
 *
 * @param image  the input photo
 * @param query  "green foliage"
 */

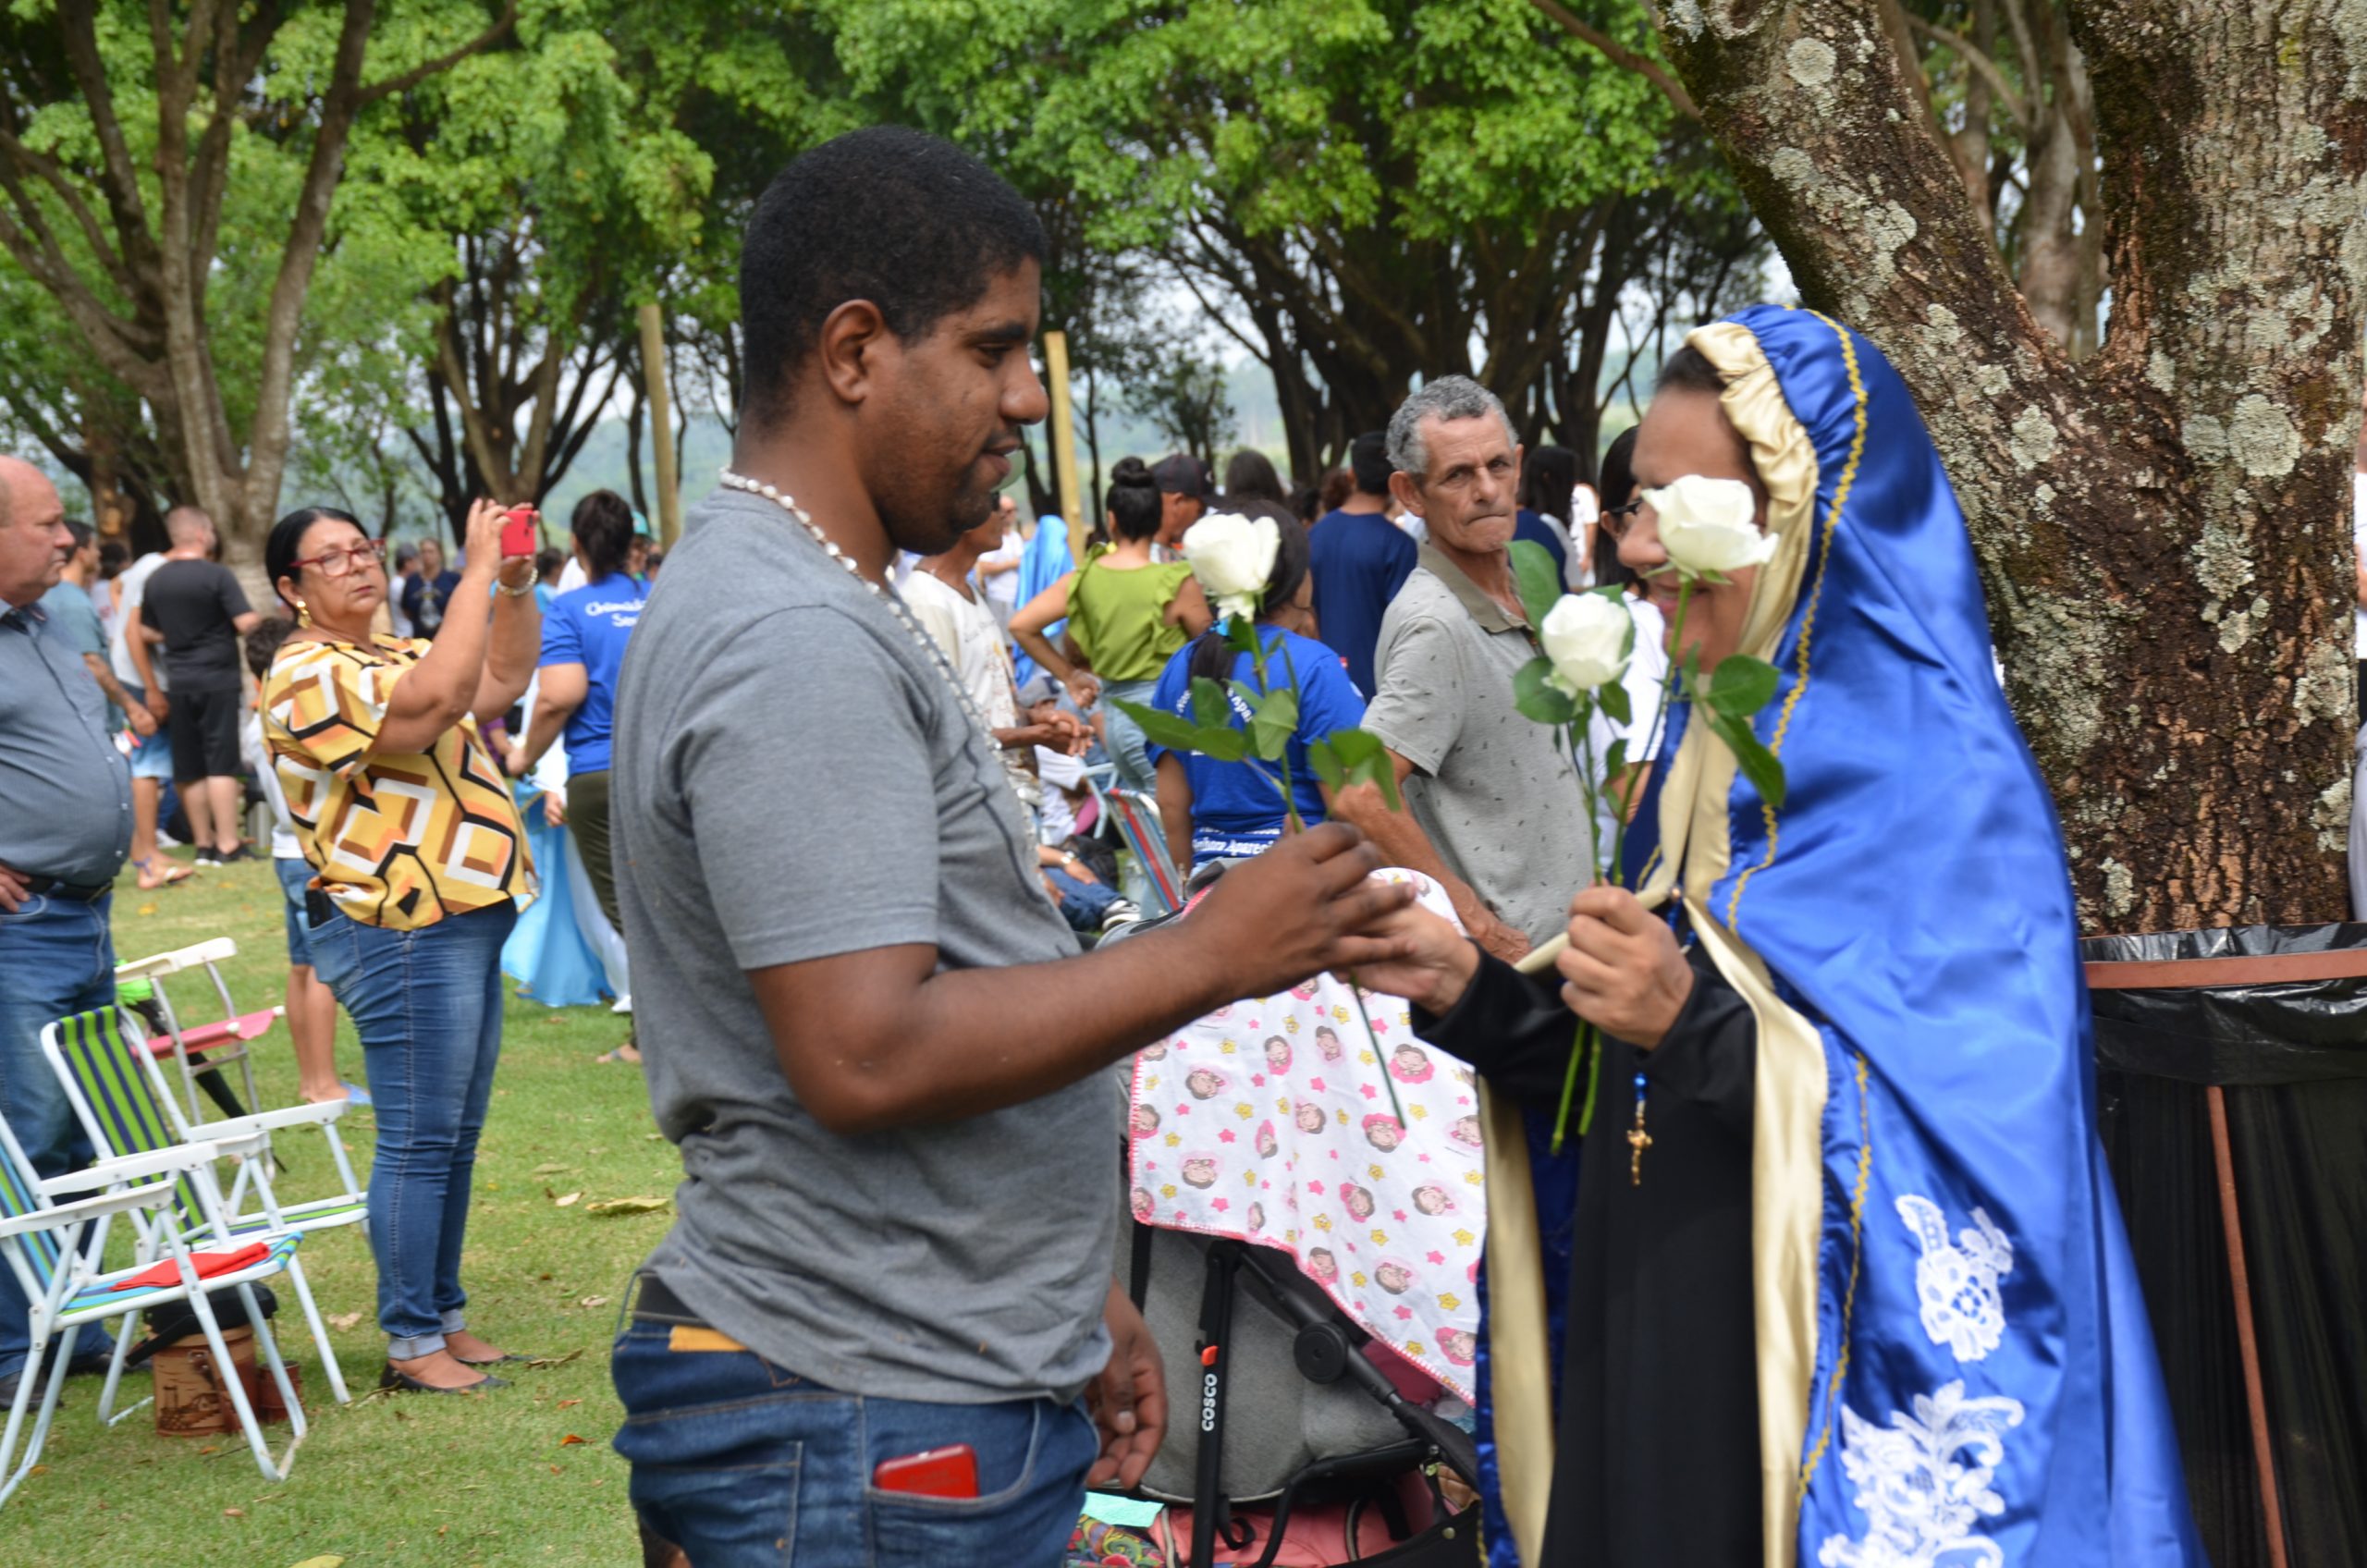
xmin=1508 ymin=538 xmax=1565 ymax=631
xmin=1307 ymin=726 xmax=1402 ymax=811
xmin=1513 ymin=655 xmax=1581 ymax=726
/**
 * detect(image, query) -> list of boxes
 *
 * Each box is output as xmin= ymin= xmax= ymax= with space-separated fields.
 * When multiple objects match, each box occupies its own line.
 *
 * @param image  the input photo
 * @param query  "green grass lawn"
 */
xmin=6 ymin=851 xmax=668 ymax=1566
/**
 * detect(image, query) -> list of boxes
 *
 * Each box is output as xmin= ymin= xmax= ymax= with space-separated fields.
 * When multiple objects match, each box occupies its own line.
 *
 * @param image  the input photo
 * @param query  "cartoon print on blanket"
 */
xmin=1130 ymin=869 xmax=1484 ymax=1402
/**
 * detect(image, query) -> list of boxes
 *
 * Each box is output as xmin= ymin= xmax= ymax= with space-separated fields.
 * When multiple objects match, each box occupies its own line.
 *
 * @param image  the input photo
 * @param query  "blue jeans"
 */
xmin=306 ymin=900 xmax=516 ymax=1358
xmin=1045 ymin=866 xmax=1118 ymax=933
xmin=0 ymin=891 xmax=115 ymax=1378
xmin=612 ymin=1315 xmax=1097 ymax=1567
xmin=1098 ymin=677 xmax=1159 ymax=793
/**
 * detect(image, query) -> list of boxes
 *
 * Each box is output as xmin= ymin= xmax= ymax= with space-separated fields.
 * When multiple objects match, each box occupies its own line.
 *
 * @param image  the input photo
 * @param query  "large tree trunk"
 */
xmin=1645 ymin=0 xmax=2363 ymax=930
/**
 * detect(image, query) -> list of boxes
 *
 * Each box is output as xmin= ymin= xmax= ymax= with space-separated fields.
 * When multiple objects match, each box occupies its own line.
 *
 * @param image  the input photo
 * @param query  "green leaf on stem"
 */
xmin=1508 ymin=538 xmax=1564 ymax=630
xmin=1112 ymin=697 xmax=1204 ymax=755
xmin=1319 ymin=727 xmax=1402 ymax=810
xmin=1189 ymin=677 xmax=1233 ymax=732
xmin=1704 ymin=654 xmax=1780 ymax=719
xmin=1710 ymin=710 xmax=1787 ymax=807
xmin=1598 ymin=676 xmax=1631 ymax=728
xmin=1247 ymin=685 xmax=1298 ymax=761
xmin=1512 ymin=657 xmax=1580 ymax=726
xmin=1224 ymin=616 xmax=1262 ymax=659
xmin=1307 ymin=741 xmax=1346 ymax=793
xmin=1603 ymin=738 xmax=1628 ymax=779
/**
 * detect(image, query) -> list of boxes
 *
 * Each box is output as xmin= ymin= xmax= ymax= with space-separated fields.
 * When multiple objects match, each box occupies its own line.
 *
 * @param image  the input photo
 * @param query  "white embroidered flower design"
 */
xmin=1817 ymin=1380 xmax=2026 ymax=1568
xmin=1896 ymin=1194 xmax=2013 ymax=1364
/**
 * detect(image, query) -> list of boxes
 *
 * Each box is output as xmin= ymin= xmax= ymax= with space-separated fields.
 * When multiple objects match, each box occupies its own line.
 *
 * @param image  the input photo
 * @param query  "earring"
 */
xmin=292 ymin=596 xmax=311 ymax=627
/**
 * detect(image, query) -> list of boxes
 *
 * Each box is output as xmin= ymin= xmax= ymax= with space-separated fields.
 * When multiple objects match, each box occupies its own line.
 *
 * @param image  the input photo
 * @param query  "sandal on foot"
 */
xmin=379 ymin=1362 xmax=507 ymax=1394
xmin=595 ymin=1043 xmax=644 ymax=1064
xmin=133 ymin=857 xmax=192 ymax=889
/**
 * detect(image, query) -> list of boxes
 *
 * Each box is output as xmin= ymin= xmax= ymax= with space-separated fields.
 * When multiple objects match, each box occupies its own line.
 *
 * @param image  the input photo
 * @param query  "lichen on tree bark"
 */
xmin=1644 ymin=0 xmax=2367 ymax=930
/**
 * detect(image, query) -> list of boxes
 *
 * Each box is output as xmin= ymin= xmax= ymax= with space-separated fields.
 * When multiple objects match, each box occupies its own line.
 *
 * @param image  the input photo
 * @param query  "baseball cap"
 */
xmin=1150 ymin=453 xmax=1214 ymax=500
xmin=1016 ymin=673 xmax=1061 ymax=707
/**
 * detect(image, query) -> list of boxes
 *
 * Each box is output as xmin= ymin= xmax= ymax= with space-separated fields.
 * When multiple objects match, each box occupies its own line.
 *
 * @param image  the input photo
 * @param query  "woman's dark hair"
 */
xmin=1595 ymin=426 xmax=1640 ymax=592
xmin=534 ymin=546 xmax=566 ymax=583
xmin=1222 ymin=448 xmax=1285 ymax=507
xmin=264 ymin=505 xmax=364 ymax=611
xmin=1318 ymin=466 xmax=1354 ymax=515
xmin=1656 ymin=343 xmax=1725 ymax=396
xmin=97 ymin=538 xmax=129 ymax=578
xmin=571 ymin=489 xmax=636 ymax=582
xmin=1105 ymin=456 xmax=1163 ymax=543
xmin=1520 ymin=444 xmax=1579 ymax=520
xmin=1287 ymin=480 xmax=1319 ymax=526
xmin=1185 ymin=499 xmax=1310 ymax=682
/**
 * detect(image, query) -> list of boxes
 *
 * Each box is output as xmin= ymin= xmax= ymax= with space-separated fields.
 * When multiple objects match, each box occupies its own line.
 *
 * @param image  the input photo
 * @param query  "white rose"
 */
xmin=1182 ymin=511 xmax=1281 ymax=621
xmin=1642 ymin=475 xmax=1774 ymax=577
xmin=1539 ymin=591 xmax=1632 ymax=695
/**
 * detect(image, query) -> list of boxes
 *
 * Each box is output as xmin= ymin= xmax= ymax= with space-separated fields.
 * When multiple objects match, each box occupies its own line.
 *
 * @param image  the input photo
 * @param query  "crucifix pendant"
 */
xmin=1627 ymin=1076 xmax=1651 ymax=1186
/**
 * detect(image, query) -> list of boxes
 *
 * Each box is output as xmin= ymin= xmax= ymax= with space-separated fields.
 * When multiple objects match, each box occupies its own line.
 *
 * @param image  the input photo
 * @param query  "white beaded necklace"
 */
xmin=717 ymin=469 xmax=997 ymax=743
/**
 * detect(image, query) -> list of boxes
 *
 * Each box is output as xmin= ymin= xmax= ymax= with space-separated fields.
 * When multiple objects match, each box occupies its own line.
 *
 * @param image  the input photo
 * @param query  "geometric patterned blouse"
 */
xmin=263 ymin=634 xmax=531 ymax=930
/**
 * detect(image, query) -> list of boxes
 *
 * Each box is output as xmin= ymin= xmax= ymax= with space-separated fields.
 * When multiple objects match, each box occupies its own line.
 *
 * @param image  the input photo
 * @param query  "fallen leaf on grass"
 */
xmin=557 ymin=1398 xmax=582 ymax=1408
xmin=530 ymin=1161 xmax=571 ymax=1177
xmin=326 ymin=1312 xmax=362 ymax=1331
xmin=288 ymin=1557 xmax=346 ymax=1568
xmin=559 ymin=1434 xmax=585 ymax=1446
xmin=585 ymin=1195 xmax=668 ymax=1216
xmin=138 ymin=903 xmax=157 ymax=916
xmin=527 ymin=1349 xmax=584 ymax=1370
xmin=554 ymin=1192 xmax=581 ymax=1207
xmin=644 ymin=1132 xmax=665 ymax=1141
xmin=223 ymin=1507 xmax=245 ymax=1518
xmin=579 ymin=1294 xmax=609 ymax=1308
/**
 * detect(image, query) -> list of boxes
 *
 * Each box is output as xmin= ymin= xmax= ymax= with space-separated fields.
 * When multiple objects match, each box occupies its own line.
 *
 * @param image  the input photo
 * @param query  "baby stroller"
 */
xmin=1103 ymin=881 xmax=1484 ymax=1566
xmin=1125 ymin=1218 xmax=1482 ymax=1566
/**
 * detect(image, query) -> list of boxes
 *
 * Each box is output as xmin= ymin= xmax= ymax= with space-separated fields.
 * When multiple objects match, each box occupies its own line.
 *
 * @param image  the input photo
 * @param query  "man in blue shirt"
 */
xmin=400 ymin=536 xmax=462 ymax=638
xmin=0 ymin=456 xmax=131 ymax=1403
xmin=1308 ymin=431 xmax=1417 ymax=697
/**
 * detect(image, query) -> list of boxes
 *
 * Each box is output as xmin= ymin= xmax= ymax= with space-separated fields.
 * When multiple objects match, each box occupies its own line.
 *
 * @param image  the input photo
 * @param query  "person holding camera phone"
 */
xmin=259 ymin=496 xmax=541 ymax=1395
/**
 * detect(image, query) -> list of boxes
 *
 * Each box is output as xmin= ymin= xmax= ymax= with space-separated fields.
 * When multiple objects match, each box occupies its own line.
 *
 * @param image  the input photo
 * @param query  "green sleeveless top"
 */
xmin=1068 ymin=556 xmax=1196 ymax=681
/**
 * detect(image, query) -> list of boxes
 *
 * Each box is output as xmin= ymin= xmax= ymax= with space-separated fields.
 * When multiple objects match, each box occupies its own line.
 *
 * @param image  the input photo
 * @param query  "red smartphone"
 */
xmin=499 ymin=505 xmax=539 ymax=559
xmin=872 ymin=1444 xmax=979 ymax=1499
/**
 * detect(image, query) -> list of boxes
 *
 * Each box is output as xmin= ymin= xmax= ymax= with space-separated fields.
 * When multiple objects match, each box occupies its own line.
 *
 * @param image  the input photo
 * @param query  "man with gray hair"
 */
xmin=1333 ymin=375 xmax=1597 ymax=962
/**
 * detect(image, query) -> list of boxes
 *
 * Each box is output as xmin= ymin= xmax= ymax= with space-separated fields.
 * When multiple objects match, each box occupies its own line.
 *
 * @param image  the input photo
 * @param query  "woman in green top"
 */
xmin=1012 ymin=456 xmax=1211 ymax=790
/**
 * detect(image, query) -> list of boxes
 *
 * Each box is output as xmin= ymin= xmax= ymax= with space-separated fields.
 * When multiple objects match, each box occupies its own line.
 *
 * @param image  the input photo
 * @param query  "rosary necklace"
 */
xmin=718 ymin=469 xmax=998 ymax=746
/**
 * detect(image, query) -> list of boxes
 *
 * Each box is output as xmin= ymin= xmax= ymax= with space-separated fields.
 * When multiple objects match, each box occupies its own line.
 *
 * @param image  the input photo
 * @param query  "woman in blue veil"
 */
xmin=1011 ymin=509 xmax=1073 ymax=683
xmin=1360 ymin=306 xmax=2202 ymax=1567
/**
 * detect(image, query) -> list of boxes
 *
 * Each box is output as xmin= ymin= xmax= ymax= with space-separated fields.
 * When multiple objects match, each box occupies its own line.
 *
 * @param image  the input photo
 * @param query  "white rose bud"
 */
xmin=1642 ymin=475 xmax=1774 ymax=577
xmin=1182 ymin=511 xmax=1281 ymax=621
xmin=1539 ymin=591 xmax=1632 ymax=696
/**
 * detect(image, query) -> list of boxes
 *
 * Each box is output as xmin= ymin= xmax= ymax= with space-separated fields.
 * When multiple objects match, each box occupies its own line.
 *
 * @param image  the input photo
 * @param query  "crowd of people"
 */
xmin=0 ymin=120 xmax=2222 ymax=1568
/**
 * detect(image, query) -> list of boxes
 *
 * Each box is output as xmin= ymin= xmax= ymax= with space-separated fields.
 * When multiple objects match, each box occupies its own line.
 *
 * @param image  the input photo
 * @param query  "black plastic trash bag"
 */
xmin=2084 ymin=923 xmax=2367 ymax=1568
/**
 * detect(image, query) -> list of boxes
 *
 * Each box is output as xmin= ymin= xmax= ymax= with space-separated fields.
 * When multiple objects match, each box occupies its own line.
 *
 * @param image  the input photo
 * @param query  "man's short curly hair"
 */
xmin=739 ymin=127 xmax=1046 ymax=428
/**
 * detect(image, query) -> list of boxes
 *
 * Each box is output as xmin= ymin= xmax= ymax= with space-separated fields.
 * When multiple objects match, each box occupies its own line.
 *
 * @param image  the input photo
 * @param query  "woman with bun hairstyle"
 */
xmin=1012 ymin=456 xmax=1212 ymax=790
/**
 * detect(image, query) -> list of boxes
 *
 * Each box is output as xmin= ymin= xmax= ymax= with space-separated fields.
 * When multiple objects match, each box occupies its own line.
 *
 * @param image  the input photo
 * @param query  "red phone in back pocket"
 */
xmin=872 ymin=1443 xmax=979 ymax=1499
xmin=499 ymin=505 xmax=539 ymax=559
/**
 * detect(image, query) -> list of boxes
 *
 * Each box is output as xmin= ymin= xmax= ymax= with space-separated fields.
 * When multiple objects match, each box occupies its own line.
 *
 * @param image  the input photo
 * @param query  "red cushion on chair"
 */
xmin=141 ymin=1009 xmax=281 ymax=1056
xmin=108 ymin=1243 xmax=270 ymax=1292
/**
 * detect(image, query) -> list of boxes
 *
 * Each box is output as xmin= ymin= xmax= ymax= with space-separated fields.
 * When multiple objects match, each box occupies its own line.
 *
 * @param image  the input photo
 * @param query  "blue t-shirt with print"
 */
xmin=538 ymin=576 xmax=645 ymax=773
xmin=1145 ymin=626 xmax=1367 ymax=865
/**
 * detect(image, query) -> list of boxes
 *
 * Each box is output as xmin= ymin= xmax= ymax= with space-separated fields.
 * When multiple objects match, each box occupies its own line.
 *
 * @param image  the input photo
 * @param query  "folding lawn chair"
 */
xmin=40 ymin=1009 xmax=360 ymax=1405
xmin=0 ymin=1121 xmax=307 ymax=1503
xmin=114 ymin=937 xmax=280 ymax=1122
xmin=1105 ymin=789 xmax=1183 ymax=917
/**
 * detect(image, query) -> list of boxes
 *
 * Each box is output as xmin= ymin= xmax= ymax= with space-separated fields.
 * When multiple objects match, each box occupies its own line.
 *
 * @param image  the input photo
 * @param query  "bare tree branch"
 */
xmin=1528 ymin=0 xmax=1699 ymax=120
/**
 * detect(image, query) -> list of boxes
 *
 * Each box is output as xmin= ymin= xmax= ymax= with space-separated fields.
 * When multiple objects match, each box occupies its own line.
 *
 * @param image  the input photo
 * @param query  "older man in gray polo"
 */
xmin=1334 ymin=378 xmax=1595 ymax=962
xmin=0 ymin=454 xmax=129 ymax=1400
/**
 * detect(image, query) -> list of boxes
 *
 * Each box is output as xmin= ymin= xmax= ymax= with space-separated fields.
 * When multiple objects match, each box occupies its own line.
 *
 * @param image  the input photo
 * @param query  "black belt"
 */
xmin=19 ymin=876 xmax=112 ymax=903
xmin=629 ymin=1272 xmax=706 ymax=1326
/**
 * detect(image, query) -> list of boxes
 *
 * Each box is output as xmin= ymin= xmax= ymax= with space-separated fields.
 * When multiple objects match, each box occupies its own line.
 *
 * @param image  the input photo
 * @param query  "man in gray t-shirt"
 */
xmin=1338 ymin=377 xmax=1598 ymax=960
xmin=605 ymin=127 xmax=1412 ymax=1568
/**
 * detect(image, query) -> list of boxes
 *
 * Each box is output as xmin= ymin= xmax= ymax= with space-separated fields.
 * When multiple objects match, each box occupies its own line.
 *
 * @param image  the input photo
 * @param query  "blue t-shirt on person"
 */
xmin=537 ymin=576 xmax=645 ymax=774
xmin=1145 ymin=625 xmax=1367 ymax=866
xmin=1307 ymin=508 xmax=1417 ymax=698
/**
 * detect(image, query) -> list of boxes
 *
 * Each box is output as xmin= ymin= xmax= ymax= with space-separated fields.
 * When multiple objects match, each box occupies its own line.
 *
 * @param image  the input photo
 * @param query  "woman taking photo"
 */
xmin=1146 ymin=502 xmax=1366 ymax=872
xmin=1012 ymin=457 xmax=1212 ymax=790
xmin=261 ymin=498 xmax=540 ymax=1395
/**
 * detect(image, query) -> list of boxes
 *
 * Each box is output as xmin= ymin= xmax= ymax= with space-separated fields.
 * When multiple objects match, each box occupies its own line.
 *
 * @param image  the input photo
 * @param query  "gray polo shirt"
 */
xmin=611 ymin=488 xmax=1122 ymax=1405
xmin=0 ymin=599 xmax=132 ymax=884
xmin=1363 ymin=545 xmax=1596 ymax=945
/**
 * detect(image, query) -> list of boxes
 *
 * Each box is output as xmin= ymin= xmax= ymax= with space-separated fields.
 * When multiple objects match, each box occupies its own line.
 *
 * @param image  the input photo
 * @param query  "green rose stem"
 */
xmin=1548 ymin=573 xmax=1696 ymax=1155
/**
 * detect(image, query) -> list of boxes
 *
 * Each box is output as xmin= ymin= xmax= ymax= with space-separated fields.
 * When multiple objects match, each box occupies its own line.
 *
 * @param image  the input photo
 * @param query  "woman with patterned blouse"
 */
xmin=260 ymin=499 xmax=541 ymax=1395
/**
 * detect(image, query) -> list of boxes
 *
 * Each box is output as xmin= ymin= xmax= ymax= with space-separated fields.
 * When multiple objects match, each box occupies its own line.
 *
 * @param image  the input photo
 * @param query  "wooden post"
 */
xmin=2208 ymin=1084 xmax=2290 ymax=1568
xmin=638 ymin=301 xmax=683 ymax=547
xmin=1043 ymin=330 xmax=1086 ymax=565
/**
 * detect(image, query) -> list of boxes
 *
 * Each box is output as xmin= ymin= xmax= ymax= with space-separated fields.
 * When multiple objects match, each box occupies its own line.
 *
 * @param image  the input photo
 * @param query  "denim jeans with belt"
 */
xmin=0 ymin=890 xmax=115 ymax=1378
xmin=306 ymin=900 xmax=516 ymax=1359
xmin=1097 ymin=677 xmax=1160 ymax=793
xmin=611 ymin=1309 xmax=1098 ymax=1567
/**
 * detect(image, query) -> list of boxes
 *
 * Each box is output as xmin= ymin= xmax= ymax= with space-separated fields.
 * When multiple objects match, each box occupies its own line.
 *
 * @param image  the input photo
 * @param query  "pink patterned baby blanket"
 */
xmin=1127 ymin=870 xmax=1484 ymax=1402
